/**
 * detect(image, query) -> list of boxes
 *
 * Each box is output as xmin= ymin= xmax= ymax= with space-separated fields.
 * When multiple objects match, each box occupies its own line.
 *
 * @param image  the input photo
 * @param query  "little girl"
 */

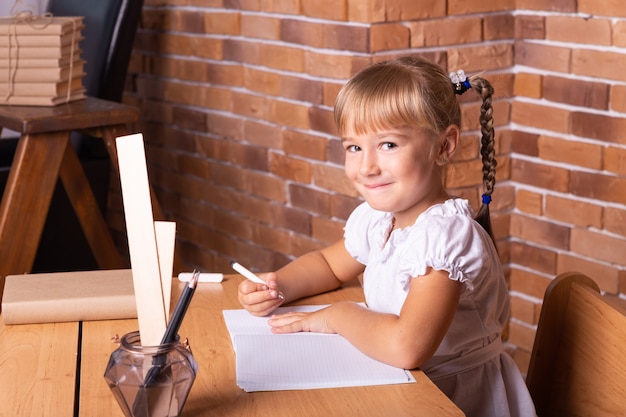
xmin=238 ymin=55 xmax=536 ymax=417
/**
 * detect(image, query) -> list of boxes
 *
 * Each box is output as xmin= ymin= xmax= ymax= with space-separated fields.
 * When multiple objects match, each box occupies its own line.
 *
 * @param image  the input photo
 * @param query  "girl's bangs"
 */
xmin=336 ymin=77 xmax=433 ymax=137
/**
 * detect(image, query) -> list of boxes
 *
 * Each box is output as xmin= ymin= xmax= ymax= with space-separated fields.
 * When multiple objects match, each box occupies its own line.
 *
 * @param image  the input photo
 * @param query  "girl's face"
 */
xmin=342 ymin=126 xmax=450 ymax=229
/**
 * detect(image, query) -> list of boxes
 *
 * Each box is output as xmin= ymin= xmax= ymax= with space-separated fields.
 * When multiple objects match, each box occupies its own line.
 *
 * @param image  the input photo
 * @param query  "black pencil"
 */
xmin=161 ymin=269 xmax=200 ymax=344
xmin=140 ymin=270 xmax=200 ymax=388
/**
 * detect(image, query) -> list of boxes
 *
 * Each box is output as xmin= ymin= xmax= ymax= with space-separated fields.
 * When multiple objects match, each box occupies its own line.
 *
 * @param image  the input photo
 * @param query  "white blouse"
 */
xmin=344 ymin=199 xmax=536 ymax=417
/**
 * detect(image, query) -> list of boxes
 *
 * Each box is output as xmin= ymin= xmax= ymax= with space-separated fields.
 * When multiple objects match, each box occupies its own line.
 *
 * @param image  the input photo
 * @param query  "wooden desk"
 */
xmin=0 ymin=97 xmax=140 ymax=293
xmin=0 ymin=276 xmax=464 ymax=416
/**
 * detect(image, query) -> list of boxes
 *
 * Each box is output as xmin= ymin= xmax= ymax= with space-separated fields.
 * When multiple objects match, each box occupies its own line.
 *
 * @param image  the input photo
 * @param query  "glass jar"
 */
xmin=104 ymin=331 xmax=198 ymax=417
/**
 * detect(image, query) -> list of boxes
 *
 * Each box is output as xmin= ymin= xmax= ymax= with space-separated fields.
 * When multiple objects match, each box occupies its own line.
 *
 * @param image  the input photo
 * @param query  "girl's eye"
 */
xmin=381 ymin=142 xmax=397 ymax=150
xmin=345 ymin=144 xmax=361 ymax=152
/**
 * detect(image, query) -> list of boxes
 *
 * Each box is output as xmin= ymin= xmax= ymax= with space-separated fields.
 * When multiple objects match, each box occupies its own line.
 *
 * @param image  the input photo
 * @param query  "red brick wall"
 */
xmin=507 ymin=1 xmax=626 ymax=371
xmin=111 ymin=0 xmax=626 ymax=373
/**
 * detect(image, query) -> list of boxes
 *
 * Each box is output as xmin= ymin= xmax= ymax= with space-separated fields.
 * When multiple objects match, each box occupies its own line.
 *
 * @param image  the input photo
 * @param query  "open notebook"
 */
xmin=222 ymin=305 xmax=415 ymax=392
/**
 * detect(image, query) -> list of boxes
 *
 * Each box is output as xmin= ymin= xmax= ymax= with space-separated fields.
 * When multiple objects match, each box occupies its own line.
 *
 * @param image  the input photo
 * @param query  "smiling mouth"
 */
xmin=363 ymin=183 xmax=391 ymax=190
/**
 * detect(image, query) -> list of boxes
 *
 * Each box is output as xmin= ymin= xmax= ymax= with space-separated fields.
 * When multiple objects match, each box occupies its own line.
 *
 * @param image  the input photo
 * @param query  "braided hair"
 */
xmin=428 ymin=65 xmax=498 ymax=244
xmin=466 ymin=76 xmax=496 ymax=243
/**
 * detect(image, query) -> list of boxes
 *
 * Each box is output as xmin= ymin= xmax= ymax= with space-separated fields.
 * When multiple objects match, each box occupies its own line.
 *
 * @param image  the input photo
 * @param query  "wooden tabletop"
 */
xmin=1 ymin=275 xmax=464 ymax=417
xmin=0 ymin=321 xmax=78 ymax=416
xmin=0 ymin=97 xmax=139 ymax=134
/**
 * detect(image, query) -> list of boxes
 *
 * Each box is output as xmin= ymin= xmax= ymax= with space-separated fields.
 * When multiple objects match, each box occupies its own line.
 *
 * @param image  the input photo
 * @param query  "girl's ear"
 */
xmin=437 ymin=125 xmax=460 ymax=165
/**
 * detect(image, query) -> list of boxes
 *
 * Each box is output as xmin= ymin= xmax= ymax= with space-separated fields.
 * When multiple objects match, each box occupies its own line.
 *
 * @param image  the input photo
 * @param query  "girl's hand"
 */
xmin=237 ymin=272 xmax=284 ymax=316
xmin=268 ymin=306 xmax=335 ymax=334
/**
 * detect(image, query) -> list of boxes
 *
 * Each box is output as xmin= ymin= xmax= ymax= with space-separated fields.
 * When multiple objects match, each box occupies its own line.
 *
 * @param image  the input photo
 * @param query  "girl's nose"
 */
xmin=359 ymin=150 xmax=380 ymax=176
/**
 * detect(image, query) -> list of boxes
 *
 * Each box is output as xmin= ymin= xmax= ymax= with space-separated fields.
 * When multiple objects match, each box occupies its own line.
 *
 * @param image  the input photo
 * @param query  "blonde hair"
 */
xmin=334 ymin=56 xmax=461 ymax=138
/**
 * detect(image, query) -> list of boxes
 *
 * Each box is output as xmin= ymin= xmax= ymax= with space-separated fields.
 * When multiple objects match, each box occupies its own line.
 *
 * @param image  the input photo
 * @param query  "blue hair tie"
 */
xmin=482 ymin=194 xmax=492 ymax=205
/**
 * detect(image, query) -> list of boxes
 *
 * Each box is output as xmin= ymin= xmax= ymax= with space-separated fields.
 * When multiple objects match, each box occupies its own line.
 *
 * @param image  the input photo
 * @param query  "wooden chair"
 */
xmin=526 ymin=271 xmax=626 ymax=417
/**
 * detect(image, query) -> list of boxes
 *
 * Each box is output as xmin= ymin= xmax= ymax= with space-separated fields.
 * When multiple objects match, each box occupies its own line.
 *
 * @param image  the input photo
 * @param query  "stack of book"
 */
xmin=0 ymin=16 xmax=86 ymax=106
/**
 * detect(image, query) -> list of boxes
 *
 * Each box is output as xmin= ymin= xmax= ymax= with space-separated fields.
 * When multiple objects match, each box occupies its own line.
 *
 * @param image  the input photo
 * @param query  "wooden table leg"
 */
xmin=0 ymin=132 xmax=68 ymax=289
xmin=59 ymin=141 xmax=127 ymax=270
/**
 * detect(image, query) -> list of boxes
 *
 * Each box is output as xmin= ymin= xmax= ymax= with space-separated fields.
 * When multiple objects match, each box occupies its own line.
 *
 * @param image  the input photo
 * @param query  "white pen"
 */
xmin=230 ymin=261 xmax=266 ymax=285
xmin=230 ymin=260 xmax=284 ymax=299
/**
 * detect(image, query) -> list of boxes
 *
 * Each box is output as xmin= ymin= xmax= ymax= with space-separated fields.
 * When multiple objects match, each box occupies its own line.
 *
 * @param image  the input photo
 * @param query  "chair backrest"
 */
xmin=526 ymin=271 xmax=626 ymax=417
xmin=46 ymin=0 xmax=143 ymax=102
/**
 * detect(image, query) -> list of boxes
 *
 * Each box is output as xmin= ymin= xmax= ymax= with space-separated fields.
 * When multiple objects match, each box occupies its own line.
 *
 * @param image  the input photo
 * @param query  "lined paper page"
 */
xmin=223 ymin=306 xmax=415 ymax=392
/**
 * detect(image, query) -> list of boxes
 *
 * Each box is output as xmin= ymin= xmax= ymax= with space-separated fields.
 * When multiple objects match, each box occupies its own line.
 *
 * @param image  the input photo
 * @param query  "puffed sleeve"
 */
xmin=397 ymin=212 xmax=493 ymax=292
